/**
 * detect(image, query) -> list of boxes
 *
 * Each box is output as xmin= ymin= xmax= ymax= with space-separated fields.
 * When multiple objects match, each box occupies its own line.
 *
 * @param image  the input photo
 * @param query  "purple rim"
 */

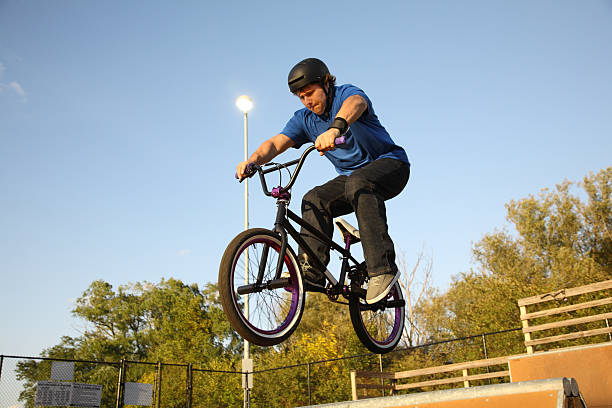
xmin=231 ymin=237 xmax=300 ymax=336
xmin=361 ymin=284 xmax=402 ymax=346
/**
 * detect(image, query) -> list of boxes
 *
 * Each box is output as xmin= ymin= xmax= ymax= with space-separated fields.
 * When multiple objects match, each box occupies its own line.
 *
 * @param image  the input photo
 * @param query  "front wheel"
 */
xmin=349 ymin=282 xmax=405 ymax=354
xmin=219 ymin=228 xmax=305 ymax=347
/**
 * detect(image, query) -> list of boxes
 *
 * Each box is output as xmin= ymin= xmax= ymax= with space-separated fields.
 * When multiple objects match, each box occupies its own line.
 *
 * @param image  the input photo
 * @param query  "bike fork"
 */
xmin=247 ymin=199 xmax=288 ymax=288
xmin=272 ymin=200 xmax=290 ymax=279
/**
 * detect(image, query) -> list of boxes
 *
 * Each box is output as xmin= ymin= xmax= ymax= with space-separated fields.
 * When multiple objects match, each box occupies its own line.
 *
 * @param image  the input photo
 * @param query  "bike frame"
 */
xmin=241 ymin=145 xmax=366 ymax=299
xmin=274 ymin=200 xmax=360 ymax=291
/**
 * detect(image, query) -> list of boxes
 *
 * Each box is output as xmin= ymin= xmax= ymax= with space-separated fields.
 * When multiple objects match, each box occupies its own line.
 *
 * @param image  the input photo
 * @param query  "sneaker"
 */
xmin=366 ymin=271 xmax=400 ymax=304
xmin=298 ymin=254 xmax=326 ymax=286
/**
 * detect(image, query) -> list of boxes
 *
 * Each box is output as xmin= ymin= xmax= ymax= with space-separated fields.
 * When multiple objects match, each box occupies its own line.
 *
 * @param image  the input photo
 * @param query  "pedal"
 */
xmin=266 ymin=278 xmax=291 ymax=290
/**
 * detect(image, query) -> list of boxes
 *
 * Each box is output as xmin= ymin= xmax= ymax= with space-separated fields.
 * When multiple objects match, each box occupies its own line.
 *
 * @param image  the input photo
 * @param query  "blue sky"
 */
xmin=1 ymin=0 xmax=611 ymax=366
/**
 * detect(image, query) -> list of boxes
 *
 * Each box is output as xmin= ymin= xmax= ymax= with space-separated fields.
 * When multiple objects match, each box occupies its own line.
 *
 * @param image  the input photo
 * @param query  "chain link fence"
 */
xmin=0 ymin=356 xmax=244 ymax=408
xmin=0 ymin=328 xmax=522 ymax=408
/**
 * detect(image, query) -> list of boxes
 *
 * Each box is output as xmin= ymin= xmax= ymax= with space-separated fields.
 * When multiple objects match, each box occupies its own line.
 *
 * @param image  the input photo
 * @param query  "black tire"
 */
xmin=349 ymin=282 xmax=405 ymax=354
xmin=219 ymin=228 xmax=305 ymax=346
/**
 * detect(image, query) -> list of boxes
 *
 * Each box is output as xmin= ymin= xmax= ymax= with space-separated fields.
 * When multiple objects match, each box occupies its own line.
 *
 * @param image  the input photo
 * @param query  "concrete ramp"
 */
xmin=298 ymin=378 xmax=585 ymax=408
xmin=509 ymin=342 xmax=612 ymax=408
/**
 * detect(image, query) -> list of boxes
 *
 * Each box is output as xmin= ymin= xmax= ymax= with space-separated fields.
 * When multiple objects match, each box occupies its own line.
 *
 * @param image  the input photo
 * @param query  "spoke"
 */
xmin=260 ymin=291 xmax=276 ymax=328
xmin=232 ymin=238 xmax=298 ymax=334
xmin=362 ymin=302 xmax=396 ymax=342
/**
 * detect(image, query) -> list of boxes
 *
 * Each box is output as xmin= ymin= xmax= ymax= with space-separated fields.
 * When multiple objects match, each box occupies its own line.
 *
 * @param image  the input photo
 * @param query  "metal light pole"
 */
xmin=235 ymin=94 xmax=253 ymax=408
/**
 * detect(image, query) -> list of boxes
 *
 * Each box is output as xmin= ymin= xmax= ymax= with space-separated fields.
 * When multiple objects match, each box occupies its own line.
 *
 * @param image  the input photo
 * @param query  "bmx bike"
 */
xmin=218 ymin=141 xmax=405 ymax=354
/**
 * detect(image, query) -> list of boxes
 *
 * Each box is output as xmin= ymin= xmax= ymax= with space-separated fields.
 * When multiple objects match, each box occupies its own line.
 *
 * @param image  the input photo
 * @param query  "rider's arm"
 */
xmin=237 ymin=134 xmax=295 ymax=179
xmin=336 ymin=94 xmax=368 ymax=125
xmin=315 ymin=95 xmax=367 ymax=154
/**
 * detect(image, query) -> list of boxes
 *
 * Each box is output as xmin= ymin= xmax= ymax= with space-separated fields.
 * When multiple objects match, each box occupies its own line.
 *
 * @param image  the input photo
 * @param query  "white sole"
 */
xmin=366 ymin=272 xmax=400 ymax=304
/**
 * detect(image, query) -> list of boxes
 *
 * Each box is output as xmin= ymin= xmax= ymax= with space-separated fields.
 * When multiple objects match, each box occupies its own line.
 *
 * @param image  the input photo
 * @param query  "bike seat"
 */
xmin=335 ymin=218 xmax=361 ymax=244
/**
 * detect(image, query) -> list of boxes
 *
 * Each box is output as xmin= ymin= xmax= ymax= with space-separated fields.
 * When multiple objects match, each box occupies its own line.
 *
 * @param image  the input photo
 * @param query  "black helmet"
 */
xmin=288 ymin=58 xmax=330 ymax=93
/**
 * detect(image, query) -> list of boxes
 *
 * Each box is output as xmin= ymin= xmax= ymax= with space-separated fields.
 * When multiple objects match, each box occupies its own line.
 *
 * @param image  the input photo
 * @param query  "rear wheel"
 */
xmin=219 ymin=228 xmax=305 ymax=346
xmin=349 ymin=282 xmax=404 ymax=354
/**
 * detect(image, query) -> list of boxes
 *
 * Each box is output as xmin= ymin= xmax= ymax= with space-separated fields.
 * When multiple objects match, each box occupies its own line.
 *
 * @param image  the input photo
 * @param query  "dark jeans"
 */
xmin=299 ymin=158 xmax=410 ymax=277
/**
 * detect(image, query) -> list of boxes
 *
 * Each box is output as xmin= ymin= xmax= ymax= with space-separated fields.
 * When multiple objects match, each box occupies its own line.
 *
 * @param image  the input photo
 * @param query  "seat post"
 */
xmin=344 ymin=236 xmax=352 ymax=251
xmin=338 ymin=236 xmax=352 ymax=288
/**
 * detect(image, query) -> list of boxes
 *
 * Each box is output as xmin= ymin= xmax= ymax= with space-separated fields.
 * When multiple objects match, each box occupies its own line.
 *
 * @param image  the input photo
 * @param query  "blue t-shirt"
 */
xmin=281 ymin=84 xmax=409 ymax=175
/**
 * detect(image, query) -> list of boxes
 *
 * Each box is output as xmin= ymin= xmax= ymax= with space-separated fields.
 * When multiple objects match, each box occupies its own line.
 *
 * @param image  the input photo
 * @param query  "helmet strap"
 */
xmin=322 ymin=81 xmax=335 ymax=120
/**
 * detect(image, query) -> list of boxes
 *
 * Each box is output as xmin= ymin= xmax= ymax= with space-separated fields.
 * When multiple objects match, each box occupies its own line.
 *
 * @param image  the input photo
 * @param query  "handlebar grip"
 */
xmin=235 ymin=163 xmax=258 ymax=181
xmin=334 ymin=136 xmax=346 ymax=145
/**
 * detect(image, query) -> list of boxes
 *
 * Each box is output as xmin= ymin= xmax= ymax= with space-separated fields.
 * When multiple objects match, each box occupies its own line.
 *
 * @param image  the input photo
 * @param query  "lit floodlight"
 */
xmin=235 ymin=95 xmax=253 ymax=113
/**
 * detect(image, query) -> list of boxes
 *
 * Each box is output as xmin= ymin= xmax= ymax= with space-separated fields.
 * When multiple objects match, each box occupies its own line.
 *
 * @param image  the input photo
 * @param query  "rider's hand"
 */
xmin=236 ymin=160 xmax=256 ymax=180
xmin=315 ymin=128 xmax=341 ymax=156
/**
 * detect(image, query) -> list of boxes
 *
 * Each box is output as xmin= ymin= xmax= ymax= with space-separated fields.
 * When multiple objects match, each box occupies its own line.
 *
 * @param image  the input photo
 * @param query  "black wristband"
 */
xmin=328 ymin=117 xmax=349 ymax=135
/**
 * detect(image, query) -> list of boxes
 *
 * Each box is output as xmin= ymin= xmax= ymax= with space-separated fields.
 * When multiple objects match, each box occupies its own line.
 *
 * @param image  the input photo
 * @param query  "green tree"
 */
xmin=16 ymin=279 xmax=242 ymax=408
xmin=417 ymin=167 xmax=612 ymax=365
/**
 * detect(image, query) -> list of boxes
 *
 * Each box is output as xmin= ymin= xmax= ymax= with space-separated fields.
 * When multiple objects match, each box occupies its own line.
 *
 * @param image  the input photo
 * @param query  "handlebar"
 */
xmin=236 ymin=136 xmax=347 ymax=197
